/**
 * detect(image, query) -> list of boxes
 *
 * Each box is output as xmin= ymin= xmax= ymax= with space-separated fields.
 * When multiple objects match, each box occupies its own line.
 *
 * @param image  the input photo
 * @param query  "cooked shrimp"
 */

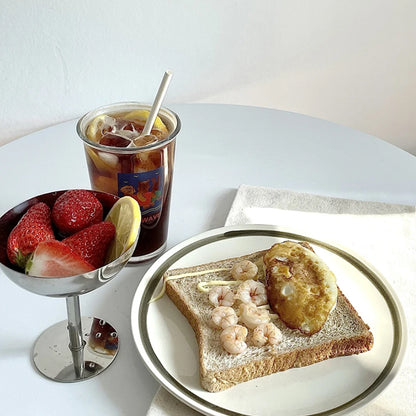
xmin=211 ymin=306 xmax=238 ymax=329
xmin=236 ymin=279 xmax=268 ymax=306
xmin=231 ymin=260 xmax=258 ymax=281
xmin=220 ymin=324 xmax=248 ymax=354
xmin=238 ymin=302 xmax=270 ymax=329
xmin=208 ymin=286 xmax=235 ymax=307
xmin=252 ymin=322 xmax=283 ymax=347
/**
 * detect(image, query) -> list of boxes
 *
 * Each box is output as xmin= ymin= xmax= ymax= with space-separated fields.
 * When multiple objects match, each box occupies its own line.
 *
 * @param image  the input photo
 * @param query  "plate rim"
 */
xmin=131 ymin=224 xmax=407 ymax=416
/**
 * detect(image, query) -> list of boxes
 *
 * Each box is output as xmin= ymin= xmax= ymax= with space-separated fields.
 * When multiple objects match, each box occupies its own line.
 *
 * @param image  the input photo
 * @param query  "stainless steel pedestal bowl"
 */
xmin=0 ymin=190 xmax=139 ymax=382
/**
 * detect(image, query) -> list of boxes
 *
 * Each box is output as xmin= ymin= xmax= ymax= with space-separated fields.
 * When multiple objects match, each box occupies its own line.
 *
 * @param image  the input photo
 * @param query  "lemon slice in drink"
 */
xmin=86 ymin=114 xmax=108 ymax=142
xmin=105 ymin=196 xmax=141 ymax=262
xmin=123 ymin=109 xmax=168 ymax=133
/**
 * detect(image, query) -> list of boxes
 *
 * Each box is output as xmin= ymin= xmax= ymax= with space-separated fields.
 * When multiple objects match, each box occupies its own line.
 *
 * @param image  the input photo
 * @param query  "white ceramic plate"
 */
xmin=131 ymin=225 xmax=406 ymax=416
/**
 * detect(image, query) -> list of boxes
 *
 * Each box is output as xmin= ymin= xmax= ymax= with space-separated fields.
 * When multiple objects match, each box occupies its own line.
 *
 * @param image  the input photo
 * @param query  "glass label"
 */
xmin=118 ymin=167 xmax=163 ymax=227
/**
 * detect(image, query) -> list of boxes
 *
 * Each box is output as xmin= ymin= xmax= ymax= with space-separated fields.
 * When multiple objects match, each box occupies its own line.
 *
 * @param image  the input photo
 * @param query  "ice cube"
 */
xmin=99 ymin=115 xmax=118 ymax=134
xmin=97 ymin=151 xmax=119 ymax=168
xmin=133 ymin=134 xmax=158 ymax=147
xmin=99 ymin=133 xmax=131 ymax=147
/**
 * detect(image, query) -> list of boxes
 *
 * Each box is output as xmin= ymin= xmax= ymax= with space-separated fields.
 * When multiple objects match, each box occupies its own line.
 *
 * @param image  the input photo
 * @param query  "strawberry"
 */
xmin=63 ymin=221 xmax=116 ymax=269
xmin=52 ymin=190 xmax=103 ymax=236
xmin=7 ymin=202 xmax=55 ymax=268
xmin=25 ymin=240 xmax=95 ymax=277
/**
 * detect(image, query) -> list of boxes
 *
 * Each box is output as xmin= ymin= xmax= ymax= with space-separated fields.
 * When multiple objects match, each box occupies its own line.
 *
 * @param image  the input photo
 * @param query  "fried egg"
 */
xmin=264 ymin=241 xmax=337 ymax=335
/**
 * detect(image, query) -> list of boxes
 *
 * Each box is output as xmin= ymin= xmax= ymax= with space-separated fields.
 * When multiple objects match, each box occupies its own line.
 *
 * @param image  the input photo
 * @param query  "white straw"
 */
xmin=142 ymin=70 xmax=173 ymax=136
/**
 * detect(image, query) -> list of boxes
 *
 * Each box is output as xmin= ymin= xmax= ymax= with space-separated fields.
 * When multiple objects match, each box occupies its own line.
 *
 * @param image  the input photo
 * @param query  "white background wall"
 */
xmin=1 ymin=1 xmax=415 ymax=154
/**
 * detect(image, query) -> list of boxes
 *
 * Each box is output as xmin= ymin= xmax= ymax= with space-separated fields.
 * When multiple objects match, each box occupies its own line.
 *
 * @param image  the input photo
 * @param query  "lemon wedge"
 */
xmin=123 ymin=109 xmax=168 ymax=133
xmin=86 ymin=114 xmax=108 ymax=142
xmin=85 ymin=147 xmax=118 ymax=172
xmin=105 ymin=196 xmax=141 ymax=262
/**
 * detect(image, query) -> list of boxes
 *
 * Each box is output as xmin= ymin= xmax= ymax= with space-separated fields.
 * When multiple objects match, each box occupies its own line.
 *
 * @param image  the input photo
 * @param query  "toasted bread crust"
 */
xmin=199 ymin=319 xmax=374 ymax=392
xmin=165 ymin=249 xmax=374 ymax=392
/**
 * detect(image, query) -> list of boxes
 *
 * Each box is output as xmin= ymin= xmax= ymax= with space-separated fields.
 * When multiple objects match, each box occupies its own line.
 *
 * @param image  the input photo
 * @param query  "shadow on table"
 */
xmin=206 ymin=187 xmax=238 ymax=229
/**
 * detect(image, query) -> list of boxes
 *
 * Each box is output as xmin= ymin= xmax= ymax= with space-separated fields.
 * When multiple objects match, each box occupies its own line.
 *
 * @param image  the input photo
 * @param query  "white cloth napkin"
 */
xmin=147 ymin=184 xmax=416 ymax=416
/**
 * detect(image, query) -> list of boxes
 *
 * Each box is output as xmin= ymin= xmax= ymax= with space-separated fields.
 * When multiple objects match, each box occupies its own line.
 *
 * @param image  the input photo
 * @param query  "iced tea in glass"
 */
xmin=77 ymin=102 xmax=180 ymax=262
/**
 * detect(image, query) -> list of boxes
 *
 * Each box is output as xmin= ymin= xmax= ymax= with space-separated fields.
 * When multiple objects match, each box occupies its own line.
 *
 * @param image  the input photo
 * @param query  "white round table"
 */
xmin=0 ymin=104 xmax=415 ymax=415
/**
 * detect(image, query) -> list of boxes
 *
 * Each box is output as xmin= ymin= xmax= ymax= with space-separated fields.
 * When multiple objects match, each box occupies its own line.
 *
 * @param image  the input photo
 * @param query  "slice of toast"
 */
xmin=165 ymin=249 xmax=374 ymax=392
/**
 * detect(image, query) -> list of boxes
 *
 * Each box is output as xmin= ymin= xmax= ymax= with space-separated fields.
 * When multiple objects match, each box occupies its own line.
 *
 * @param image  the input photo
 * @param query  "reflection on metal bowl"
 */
xmin=0 ymin=189 xmax=138 ymax=297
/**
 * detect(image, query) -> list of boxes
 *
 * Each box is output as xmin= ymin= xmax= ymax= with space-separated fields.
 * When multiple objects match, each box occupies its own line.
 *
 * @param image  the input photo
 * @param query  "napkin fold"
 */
xmin=147 ymin=185 xmax=415 ymax=416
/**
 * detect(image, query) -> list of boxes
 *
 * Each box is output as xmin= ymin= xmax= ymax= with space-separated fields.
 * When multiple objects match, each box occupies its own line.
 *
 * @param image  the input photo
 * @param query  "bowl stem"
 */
xmin=66 ymin=295 xmax=85 ymax=378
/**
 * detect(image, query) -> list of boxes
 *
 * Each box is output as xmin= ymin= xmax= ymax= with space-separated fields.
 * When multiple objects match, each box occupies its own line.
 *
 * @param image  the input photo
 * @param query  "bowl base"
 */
xmin=33 ymin=316 xmax=119 ymax=382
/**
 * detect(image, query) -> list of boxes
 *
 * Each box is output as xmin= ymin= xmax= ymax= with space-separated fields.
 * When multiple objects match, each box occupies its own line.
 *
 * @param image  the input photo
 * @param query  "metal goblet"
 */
xmin=0 ymin=190 xmax=138 ymax=382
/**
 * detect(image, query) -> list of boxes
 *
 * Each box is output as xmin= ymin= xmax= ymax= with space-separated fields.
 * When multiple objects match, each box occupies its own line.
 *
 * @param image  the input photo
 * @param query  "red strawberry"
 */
xmin=52 ymin=190 xmax=103 ymax=236
xmin=25 ymin=240 xmax=95 ymax=277
xmin=7 ymin=202 xmax=55 ymax=268
xmin=63 ymin=221 xmax=116 ymax=269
